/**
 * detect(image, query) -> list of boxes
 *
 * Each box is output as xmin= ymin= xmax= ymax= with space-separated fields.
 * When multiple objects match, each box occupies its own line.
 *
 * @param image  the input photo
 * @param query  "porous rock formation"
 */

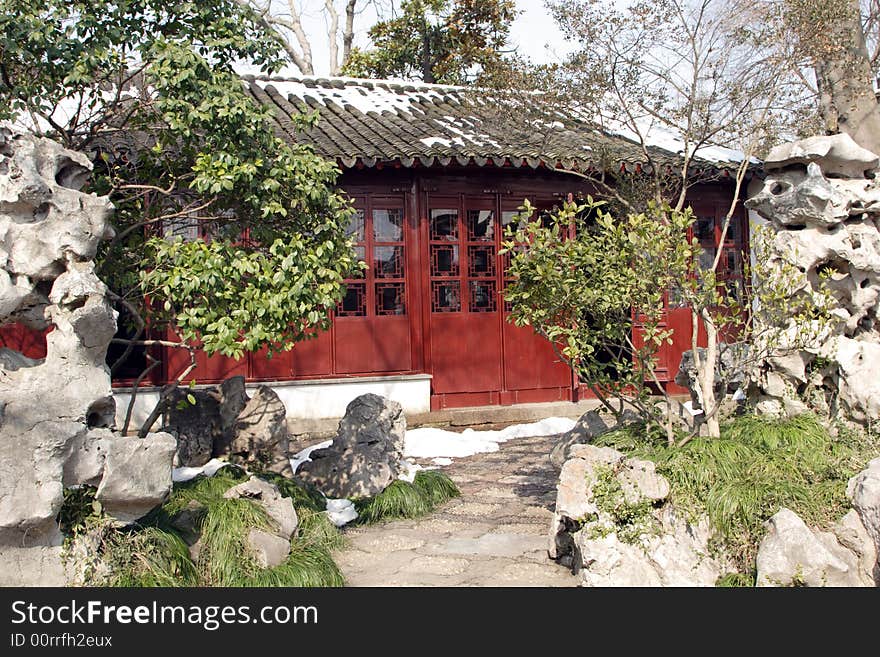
xmin=745 ymin=133 xmax=880 ymax=423
xmin=0 ymin=128 xmax=175 ymax=585
xmin=164 ymin=377 xmax=293 ymax=477
xmin=549 ymin=444 xmax=725 ymax=586
xmin=297 ymin=393 xmax=406 ymax=498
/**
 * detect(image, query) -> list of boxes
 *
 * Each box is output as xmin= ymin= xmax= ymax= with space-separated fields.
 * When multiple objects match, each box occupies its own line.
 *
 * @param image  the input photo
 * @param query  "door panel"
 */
xmin=249 ymin=329 xmax=333 ymax=380
xmin=335 ymin=316 xmax=411 ymax=374
xmin=426 ymin=196 xmax=504 ymax=395
xmin=333 ymin=197 xmax=412 ymax=374
xmin=502 ymin=322 xmax=571 ymax=391
xmin=430 ymin=313 xmax=501 ymax=393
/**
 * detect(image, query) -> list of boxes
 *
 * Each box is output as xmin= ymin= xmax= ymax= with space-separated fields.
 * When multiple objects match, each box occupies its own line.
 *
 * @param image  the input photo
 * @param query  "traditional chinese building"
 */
xmin=0 ymin=76 xmax=751 ymax=422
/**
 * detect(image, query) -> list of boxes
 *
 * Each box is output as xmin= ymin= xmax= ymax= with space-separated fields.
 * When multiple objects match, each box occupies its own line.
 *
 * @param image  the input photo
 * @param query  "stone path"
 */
xmin=332 ymin=432 xmax=578 ymax=587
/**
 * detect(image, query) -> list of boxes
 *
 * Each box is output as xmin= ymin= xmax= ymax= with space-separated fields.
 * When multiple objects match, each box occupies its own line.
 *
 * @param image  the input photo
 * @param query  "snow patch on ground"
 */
xmin=289 ymin=439 xmax=333 ymax=474
xmin=172 ymin=458 xmax=240 ymax=483
xmin=397 ymin=459 xmax=423 ymax=483
xmin=403 ymin=416 xmax=576 ymax=460
xmin=325 ymin=499 xmax=358 ymax=527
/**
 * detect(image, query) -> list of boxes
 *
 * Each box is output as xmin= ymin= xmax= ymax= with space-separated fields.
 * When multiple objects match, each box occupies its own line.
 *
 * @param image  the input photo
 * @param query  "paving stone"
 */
xmin=336 ymin=432 xmax=575 ymax=587
xmin=408 ymin=555 xmax=471 ymax=575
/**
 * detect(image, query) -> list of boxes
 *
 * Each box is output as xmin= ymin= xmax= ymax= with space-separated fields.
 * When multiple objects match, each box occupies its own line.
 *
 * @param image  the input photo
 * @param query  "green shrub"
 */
xmin=57 ymin=486 xmax=101 ymax=536
xmin=715 ymin=571 xmax=756 ymax=587
xmin=586 ymin=465 xmax=658 ymax=544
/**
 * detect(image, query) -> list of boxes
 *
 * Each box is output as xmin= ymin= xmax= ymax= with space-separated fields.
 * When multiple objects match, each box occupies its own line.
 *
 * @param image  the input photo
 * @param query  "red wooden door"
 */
xmin=334 ymin=196 xmax=412 ymax=374
xmin=499 ymin=204 xmax=573 ymax=401
xmin=426 ymin=196 xmax=503 ymax=399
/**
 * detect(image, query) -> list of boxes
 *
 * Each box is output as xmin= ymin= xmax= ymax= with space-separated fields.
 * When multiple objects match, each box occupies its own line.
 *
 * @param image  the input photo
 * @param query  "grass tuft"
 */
xmin=248 ymin=541 xmax=345 ymax=587
xmin=715 ymin=571 xmax=757 ymax=587
xmin=196 ymin=497 xmax=272 ymax=586
xmin=78 ymin=466 xmax=353 ymax=588
xmin=297 ymin=508 xmax=346 ymax=552
xmin=104 ymin=526 xmax=200 ymax=587
xmin=593 ymin=412 xmax=879 ymax=574
xmin=354 ymin=470 xmax=460 ymax=524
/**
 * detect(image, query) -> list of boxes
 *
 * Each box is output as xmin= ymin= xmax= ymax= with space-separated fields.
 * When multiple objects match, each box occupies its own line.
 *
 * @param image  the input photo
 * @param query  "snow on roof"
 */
xmin=245 ymin=75 xmax=755 ymax=172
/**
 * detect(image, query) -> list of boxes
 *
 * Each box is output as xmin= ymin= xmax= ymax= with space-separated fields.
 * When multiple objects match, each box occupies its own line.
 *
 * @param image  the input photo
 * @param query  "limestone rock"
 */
xmin=166 ymin=376 xmax=290 ymax=471
xmin=247 ymin=528 xmax=290 ymax=569
xmin=217 ymin=376 xmax=248 ymax=437
xmin=0 ymin=127 xmax=114 ymax=329
xmin=554 ymin=445 xmax=624 ymax=522
xmin=576 ymin=508 xmax=720 ymax=587
xmin=836 ymin=340 xmax=880 ymax=423
xmin=336 ymin=392 xmax=406 ymax=454
xmin=0 ymin=347 xmax=41 ymax=371
xmin=96 ymin=432 xmax=177 ymax=525
xmin=165 ymin=388 xmax=223 ymax=468
xmin=549 ymin=447 xmax=721 ymax=586
xmin=847 ymin=457 xmax=880 ymax=566
xmin=549 ymin=409 xmax=639 ymax=471
xmin=578 ymin=534 xmax=663 ymax=587
xmin=297 ymin=393 xmax=406 ymax=498
xmin=62 ymin=428 xmax=111 ymax=487
xmin=674 ymin=342 xmax=748 ymax=410
xmin=763 ymin=133 xmax=880 ymax=178
xmin=745 ymin=133 xmax=880 ymax=425
xmin=169 ymin=500 xmax=206 ymax=546
xmin=834 ymin=509 xmax=878 ymax=585
xmin=225 ymin=385 xmax=292 ymax=476
xmin=0 ymin=129 xmax=175 ymax=585
xmin=617 ymin=458 xmax=670 ymax=504
xmin=756 ymin=508 xmax=869 ymax=587
xmin=223 ymin=476 xmax=298 ymax=539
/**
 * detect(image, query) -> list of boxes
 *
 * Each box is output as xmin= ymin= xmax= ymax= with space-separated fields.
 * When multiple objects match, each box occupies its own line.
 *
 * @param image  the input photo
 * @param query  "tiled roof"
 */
xmin=243 ymin=75 xmax=744 ymax=173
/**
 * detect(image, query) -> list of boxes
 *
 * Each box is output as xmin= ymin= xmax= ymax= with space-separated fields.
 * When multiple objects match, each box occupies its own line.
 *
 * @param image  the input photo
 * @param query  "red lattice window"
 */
xmin=467 ymin=210 xmax=495 ymax=241
xmin=430 ymin=209 xmax=459 ymax=240
xmin=430 ymin=202 xmax=501 ymax=314
xmin=432 ymin=281 xmax=461 ymax=312
xmin=374 ymin=245 xmax=404 ymax=278
xmin=431 ymin=244 xmax=460 ymax=277
xmin=337 ymin=202 xmax=406 ymax=318
xmin=500 ymin=209 xmax=526 ymax=313
xmin=373 ymin=209 xmax=403 ymax=241
xmin=348 ymin=209 xmax=366 ymax=239
xmin=469 ymin=280 xmax=496 ymax=313
xmin=688 ymin=206 xmax=747 ymax=307
xmin=338 ymin=282 xmax=366 ymax=317
xmin=468 ymin=245 xmax=496 ymax=278
xmin=376 ymin=282 xmax=406 ymax=316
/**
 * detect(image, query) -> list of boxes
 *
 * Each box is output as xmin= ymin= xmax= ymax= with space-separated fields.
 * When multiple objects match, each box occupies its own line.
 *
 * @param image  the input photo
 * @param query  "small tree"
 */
xmin=503 ymin=197 xmax=837 ymax=444
xmin=1 ymin=0 xmax=361 ymax=434
xmin=502 ymin=198 xmax=695 ymax=442
xmin=508 ymin=0 xmax=824 ymax=438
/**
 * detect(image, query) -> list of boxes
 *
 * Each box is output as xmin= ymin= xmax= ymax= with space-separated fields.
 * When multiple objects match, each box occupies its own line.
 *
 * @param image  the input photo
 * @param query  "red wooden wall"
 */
xmin=0 ymin=166 xmax=748 ymax=411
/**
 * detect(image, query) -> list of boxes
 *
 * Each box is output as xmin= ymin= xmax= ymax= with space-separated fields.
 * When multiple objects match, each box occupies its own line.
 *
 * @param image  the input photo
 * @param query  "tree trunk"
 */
xmin=813 ymin=0 xmax=880 ymax=154
xmin=342 ymin=0 xmax=357 ymax=68
xmin=698 ymin=310 xmax=721 ymax=439
xmin=422 ymin=29 xmax=435 ymax=83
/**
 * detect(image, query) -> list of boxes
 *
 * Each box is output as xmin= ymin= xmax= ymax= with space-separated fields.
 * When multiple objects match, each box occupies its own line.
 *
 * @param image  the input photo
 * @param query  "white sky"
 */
xmin=253 ymin=0 xmax=572 ymax=79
